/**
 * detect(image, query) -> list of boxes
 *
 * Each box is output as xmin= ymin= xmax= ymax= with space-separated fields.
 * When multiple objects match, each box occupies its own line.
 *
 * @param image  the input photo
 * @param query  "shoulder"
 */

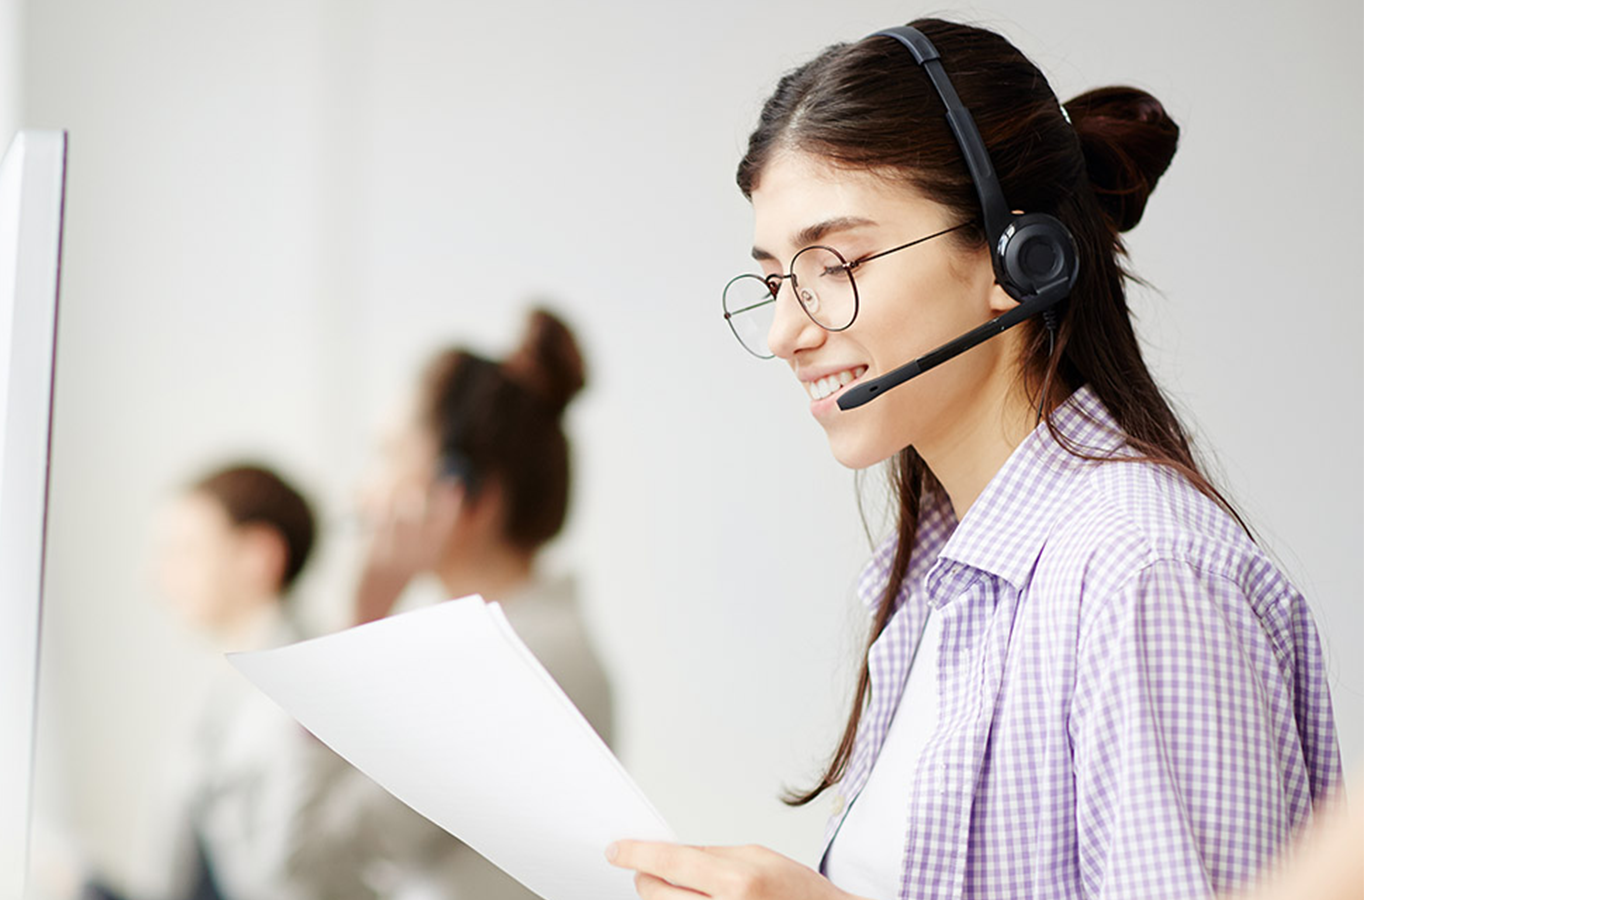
xmin=1030 ymin=457 xmax=1299 ymax=626
xmin=1022 ymin=460 xmax=1321 ymax=701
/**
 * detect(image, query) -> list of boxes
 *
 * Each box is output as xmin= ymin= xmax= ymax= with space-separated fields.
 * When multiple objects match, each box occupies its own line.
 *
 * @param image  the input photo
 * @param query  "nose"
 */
xmin=767 ymin=278 xmax=827 ymax=360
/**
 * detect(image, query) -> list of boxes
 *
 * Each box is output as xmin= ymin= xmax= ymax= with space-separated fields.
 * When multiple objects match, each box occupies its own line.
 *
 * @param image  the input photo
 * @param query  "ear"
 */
xmin=957 ymin=238 xmax=1013 ymax=317
xmin=236 ymin=524 xmax=290 ymax=595
xmin=986 ymin=276 xmax=1015 ymax=316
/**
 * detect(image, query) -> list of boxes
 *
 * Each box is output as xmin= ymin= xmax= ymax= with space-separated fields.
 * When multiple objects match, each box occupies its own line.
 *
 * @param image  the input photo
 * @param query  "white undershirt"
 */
xmin=823 ymin=605 xmax=944 ymax=900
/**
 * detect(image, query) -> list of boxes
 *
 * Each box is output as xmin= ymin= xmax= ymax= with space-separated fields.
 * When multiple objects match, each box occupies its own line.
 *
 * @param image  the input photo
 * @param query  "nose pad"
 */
xmin=766 ymin=279 xmax=826 ymax=359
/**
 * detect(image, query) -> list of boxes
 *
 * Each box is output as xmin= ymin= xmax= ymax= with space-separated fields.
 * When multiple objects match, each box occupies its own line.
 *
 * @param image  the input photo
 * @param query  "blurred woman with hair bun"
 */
xmin=350 ymin=306 xmax=612 ymax=900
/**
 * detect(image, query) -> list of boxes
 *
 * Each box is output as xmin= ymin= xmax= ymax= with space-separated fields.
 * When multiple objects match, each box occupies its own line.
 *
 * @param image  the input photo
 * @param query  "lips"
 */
xmin=803 ymin=366 xmax=868 ymax=401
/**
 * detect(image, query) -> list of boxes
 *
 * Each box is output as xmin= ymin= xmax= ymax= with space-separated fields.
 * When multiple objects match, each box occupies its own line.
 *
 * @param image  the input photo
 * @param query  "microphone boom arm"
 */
xmin=835 ymin=285 xmax=1062 ymax=411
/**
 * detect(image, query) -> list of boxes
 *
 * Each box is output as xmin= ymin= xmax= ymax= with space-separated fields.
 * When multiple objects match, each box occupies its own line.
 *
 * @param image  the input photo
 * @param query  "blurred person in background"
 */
xmin=343 ymin=306 xmax=613 ymax=899
xmin=79 ymin=463 xmax=376 ymax=900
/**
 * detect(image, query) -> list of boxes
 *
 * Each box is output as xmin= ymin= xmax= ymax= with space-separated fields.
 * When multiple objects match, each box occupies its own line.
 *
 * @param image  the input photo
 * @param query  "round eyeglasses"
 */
xmin=721 ymin=221 xmax=972 ymax=358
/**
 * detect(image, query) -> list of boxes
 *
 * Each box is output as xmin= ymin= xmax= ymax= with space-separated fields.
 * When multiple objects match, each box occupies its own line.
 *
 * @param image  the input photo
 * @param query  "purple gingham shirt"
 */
xmin=819 ymin=387 xmax=1342 ymax=899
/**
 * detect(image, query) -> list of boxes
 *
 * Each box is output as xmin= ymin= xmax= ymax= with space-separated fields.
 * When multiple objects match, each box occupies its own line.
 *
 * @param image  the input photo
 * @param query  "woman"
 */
xmin=609 ymin=18 xmax=1341 ymax=900
xmin=349 ymin=306 xmax=614 ymax=899
xmin=355 ymin=306 xmax=612 ymax=744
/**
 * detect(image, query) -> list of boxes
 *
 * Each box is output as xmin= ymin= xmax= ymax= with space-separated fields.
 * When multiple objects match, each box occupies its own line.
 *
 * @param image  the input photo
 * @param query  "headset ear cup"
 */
xmin=437 ymin=450 xmax=480 ymax=497
xmin=998 ymin=214 xmax=1077 ymax=298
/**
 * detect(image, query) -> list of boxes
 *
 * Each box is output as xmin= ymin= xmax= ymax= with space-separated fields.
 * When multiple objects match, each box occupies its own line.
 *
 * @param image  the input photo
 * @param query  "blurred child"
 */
xmin=86 ymin=464 xmax=376 ymax=900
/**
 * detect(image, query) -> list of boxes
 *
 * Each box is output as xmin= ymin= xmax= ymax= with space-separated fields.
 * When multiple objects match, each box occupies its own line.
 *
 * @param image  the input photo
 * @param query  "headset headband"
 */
xmin=870 ymin=26 xmax=1014 ymax=276
xmin=835 ymin=24 xmax=1080 ymax=411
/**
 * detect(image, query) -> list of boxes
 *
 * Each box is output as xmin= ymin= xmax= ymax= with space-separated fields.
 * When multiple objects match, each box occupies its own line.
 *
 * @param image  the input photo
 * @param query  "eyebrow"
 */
xmin=751 ymin=216 xmax=879 ymax=262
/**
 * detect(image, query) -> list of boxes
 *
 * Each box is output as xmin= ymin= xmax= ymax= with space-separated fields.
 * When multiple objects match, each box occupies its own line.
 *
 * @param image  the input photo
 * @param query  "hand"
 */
xmin=606 ymin=841 xmax=867 ymax=900
xmin=353 ymin=478 xmax=465 ymax=624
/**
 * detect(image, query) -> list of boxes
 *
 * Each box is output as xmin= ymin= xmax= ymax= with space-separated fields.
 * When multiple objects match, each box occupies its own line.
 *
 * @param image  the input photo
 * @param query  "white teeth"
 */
xmin=805 ymin=367 xmax=866 ymax=401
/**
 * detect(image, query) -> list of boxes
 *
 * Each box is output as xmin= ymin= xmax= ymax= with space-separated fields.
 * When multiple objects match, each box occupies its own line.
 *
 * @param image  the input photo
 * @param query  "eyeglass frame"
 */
xmin=721 ymin=219 xmax=976 ymax=359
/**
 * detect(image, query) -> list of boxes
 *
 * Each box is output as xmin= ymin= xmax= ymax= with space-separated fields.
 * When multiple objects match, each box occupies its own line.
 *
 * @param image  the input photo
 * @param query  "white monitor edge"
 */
xmin=0 ymin=129 xmax=68 ymax=900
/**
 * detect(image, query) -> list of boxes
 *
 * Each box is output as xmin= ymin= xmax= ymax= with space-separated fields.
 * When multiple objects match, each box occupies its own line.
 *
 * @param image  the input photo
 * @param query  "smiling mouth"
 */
xmin=805 ymin=366 xmax=868 ymax=401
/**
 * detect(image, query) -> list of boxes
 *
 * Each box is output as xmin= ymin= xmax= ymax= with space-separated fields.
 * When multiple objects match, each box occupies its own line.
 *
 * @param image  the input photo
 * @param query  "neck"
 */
xmin=435 ymin=540 xmax=535 ymax=605
xmin=915 ymin=352 xmax=1041 ymax=519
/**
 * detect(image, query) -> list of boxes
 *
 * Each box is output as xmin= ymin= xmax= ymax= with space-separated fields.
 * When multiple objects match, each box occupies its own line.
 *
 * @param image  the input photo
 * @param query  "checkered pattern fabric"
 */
xmin=819 ymin=387 xmax=1342 ymax=899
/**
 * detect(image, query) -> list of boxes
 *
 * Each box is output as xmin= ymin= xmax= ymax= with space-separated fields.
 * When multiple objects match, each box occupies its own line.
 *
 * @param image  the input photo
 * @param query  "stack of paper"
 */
xmin=230 ymin=596 xmax=673 ymax=900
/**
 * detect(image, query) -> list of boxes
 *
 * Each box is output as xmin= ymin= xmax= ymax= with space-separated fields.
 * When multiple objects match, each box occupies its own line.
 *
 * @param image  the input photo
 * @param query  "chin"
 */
xmin=822 ymin=421 xmax=904 ymax=471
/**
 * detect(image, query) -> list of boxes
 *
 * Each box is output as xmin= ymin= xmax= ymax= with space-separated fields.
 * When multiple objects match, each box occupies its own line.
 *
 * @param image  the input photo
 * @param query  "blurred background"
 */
xmin=3 ymin=0 xmax=1360 ymax=889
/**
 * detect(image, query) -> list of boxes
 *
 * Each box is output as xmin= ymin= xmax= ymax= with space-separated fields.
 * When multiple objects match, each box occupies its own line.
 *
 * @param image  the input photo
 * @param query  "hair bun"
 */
xmin=1064 ymin=86 xmax=1179 ymax=233
xmin=502 ymin=307 xmax=586 ymax=412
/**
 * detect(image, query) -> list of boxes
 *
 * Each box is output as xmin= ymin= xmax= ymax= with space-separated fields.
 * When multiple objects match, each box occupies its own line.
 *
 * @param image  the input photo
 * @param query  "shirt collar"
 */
xmin=939 ymin=386 xmax=1126 ymax=592
xmin=854 ymin=487 xmax=958 ymax=611
xmin=855 ymin=386 xmax=1127 ymax=607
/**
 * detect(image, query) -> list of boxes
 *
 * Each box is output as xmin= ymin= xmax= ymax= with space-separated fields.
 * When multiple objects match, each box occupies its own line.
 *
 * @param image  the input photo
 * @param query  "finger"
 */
xmin=607 ymin=841 xmax=724 ymax=894
xmin=368 ymin=506 xmax=402 ymax=561
xmin=431 ymin=477 xmax=467 ymax=508
xmin=697 ymin=844 xmax=769 ymax=860
xmin=424 ymin=481 xmax=466 ymax=532
xmin=634 ymin=872 xmax=709 ymax=900
xmin=394 ymin=485 xmax=428 ymax=525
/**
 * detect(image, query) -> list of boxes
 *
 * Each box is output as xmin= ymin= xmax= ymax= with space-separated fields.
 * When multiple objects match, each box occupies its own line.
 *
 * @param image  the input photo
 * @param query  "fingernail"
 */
xmin=605 ymin=842 xmax=619 ymax=863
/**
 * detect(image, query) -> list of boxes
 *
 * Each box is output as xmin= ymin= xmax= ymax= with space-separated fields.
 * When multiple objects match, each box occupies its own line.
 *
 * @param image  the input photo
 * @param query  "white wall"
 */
xmin=0 ymin=0 xmax=17 ymax=143
xmin=22 ymin=0 xmax=361 ymax=884
xmin=23 ymin=0 xmax=1360 ymax=885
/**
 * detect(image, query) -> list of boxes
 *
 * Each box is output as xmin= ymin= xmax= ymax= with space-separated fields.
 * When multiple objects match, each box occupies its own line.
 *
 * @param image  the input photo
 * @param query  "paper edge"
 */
xmin=483 ymin=601 xmax=676 ymax=841
xmin=226 ymin=595 xmax=677 ymax=844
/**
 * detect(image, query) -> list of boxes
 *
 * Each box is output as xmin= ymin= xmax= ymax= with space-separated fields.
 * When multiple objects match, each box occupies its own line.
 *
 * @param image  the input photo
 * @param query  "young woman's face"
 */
xmin=359 ymin=397 xmax=440 ymax=527
xmin=357 ymin=391 xmax=478 ymax=571
xmin=750 ymin=150 xmax=1012 ymax=469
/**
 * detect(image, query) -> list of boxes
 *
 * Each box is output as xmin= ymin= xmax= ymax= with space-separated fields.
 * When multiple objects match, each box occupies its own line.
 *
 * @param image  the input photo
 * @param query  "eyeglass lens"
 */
xmin=722 ymin=246 xmax=857 ymax=358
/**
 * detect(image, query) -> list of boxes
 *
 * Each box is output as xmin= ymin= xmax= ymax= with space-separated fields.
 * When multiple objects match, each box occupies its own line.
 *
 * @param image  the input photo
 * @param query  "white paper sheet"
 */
xmin=229 ymin=596 xmax=673 ymax=900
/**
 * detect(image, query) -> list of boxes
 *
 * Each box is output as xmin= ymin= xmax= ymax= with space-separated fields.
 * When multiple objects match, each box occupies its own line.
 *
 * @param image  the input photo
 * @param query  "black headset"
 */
xmin=435 ymin=358 xmax=485 ymax=497
xmin=836 ymin=25 xmax=1081 ymax=411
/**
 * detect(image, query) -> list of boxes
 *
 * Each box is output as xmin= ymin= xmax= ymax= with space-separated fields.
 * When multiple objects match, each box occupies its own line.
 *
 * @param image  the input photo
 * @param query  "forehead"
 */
xmin=749 ymin=150 xmax=946 ymax=258
xmin=163 ymin=492 xmax=233 ymax=537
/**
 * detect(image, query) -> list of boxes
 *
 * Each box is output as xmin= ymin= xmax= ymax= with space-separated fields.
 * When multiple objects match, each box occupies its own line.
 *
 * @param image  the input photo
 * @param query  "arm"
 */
xmin=1069 ymin=558 xmax=1331 ymax=899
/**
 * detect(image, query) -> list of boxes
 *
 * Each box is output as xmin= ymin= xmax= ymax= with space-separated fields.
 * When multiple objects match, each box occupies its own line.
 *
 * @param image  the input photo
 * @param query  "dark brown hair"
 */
xmin=191 ymin=464 xmax=318 ymax=592
xmin=421 ymin=307 xmax=586 ymax=552
xmin=738 ymin=18 xmax=1248 ymax=806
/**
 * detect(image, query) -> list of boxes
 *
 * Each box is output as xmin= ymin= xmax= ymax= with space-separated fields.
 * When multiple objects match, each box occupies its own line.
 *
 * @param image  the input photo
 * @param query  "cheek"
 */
xmin=815 ymin=268 xmax=997 ymax=465
xmin=851 ymin=263 xmax=990 ymax=366
xmin=157 ymin=544 xmax=227 ymax=618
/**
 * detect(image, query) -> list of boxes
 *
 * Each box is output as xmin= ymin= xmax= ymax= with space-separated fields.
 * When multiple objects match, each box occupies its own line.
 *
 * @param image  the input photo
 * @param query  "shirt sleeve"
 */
xmin=1067 ymin=558 xmax=1311 ymax=899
